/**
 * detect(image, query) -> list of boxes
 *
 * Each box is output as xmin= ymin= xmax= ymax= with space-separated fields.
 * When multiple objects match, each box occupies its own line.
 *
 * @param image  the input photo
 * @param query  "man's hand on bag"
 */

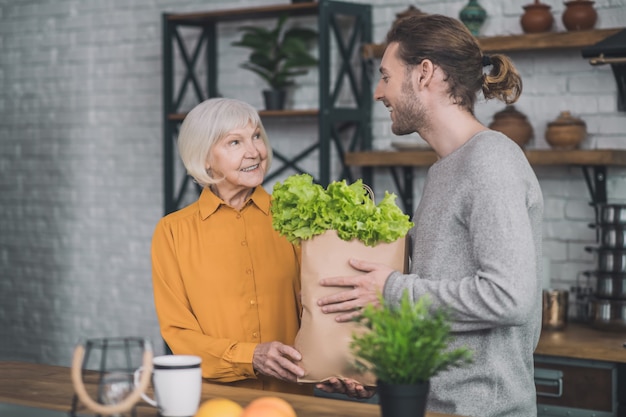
xmin=252 ymin=342 xmax=305 ymax=382
xmin=317 ymin=258 xmax=394 ymax=322
xmin=316 ymin=377 xmax=377 ymax=399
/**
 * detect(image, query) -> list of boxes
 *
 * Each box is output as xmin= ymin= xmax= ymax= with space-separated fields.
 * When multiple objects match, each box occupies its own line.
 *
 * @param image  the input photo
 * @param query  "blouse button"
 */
xmin=241 ymin=241 xmax=247 ymax=246
xmin=250 ymin=299 xmax=256 ymax=306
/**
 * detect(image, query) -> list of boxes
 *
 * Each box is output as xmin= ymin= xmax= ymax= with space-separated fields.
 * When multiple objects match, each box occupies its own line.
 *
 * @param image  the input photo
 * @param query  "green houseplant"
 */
xmin=232 ymin=14 xmax=318 ymax=110
xmin=351 ymin=291 xmax=473 ymax=417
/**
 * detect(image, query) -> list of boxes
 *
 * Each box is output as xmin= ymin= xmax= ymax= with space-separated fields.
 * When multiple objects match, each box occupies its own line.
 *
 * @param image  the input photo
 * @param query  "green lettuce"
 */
xmin=271 ymin=174 xmax=413 ymax=247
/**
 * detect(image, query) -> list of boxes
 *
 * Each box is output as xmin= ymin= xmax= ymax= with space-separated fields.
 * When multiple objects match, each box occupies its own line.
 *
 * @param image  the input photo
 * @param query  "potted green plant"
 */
xmin=232 ymin=14 xmax=318 ymax=110
xmin=351 ymin=291 xmax=473 ymax=417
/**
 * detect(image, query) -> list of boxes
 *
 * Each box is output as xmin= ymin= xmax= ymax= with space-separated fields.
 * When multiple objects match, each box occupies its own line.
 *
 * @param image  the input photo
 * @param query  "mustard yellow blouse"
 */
xmin=151 ymin=186 xmax=311 ymax=395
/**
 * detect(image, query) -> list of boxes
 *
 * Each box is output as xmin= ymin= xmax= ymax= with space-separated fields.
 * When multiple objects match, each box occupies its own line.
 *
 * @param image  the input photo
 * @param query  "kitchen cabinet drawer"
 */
xmin=534 ymin=355 xmax=620 ymax=417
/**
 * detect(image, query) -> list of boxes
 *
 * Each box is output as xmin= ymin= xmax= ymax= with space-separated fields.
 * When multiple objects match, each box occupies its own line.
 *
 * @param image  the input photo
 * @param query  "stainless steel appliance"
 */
xmin=583 ymin=203 xmax=626 ymax=331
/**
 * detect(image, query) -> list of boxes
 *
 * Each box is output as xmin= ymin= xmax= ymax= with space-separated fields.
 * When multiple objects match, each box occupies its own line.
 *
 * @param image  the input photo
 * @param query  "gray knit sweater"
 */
xmin=384 ymin=131 xmax=543 ymax=417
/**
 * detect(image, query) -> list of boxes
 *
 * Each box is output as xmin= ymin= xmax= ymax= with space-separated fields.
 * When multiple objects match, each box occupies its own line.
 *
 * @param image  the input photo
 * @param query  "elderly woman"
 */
xmin=151 ymin=97 xmax=311 ymax=395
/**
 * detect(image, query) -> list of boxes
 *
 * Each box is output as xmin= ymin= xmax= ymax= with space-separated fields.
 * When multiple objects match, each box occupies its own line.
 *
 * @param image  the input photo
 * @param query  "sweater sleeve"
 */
xmin=151 ymin=218 xmax=257 ymax=382
xmin=384 ymin=135 xmax=543 ymax=332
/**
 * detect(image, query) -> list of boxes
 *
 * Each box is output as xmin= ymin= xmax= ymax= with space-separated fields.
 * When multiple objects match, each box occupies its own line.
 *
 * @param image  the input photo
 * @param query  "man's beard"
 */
xmin=391 ymin=77 xmax=428 ymax=136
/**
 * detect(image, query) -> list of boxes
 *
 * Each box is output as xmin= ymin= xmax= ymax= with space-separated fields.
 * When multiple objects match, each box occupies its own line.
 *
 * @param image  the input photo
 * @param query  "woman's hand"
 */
xmin=252 ymin=342 xmax=305 ymax=382
xmin=316 ymin=377 xmax=377 ymax=399
xmin=317 ymin=258 xmax=394 ymax=322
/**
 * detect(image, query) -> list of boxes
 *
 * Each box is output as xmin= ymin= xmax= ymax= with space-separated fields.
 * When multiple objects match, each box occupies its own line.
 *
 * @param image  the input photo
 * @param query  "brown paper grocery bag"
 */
xmin=295 ymin=230 xmax=407 ymax=387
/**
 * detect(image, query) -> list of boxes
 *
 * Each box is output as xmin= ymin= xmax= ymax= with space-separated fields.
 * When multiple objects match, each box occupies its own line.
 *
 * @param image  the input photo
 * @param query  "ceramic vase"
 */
xmin=488 ymin=105 xmax=534 ymax=148
xmin=520 ymin=0 xmax=554 ymax=33
xmin=377 ymin=380 xmax=430 ymax=417
xmin=562 ymin=0 xmax=597 ymax=31
xmin=459 ymin=0 xmax=487 ymax=36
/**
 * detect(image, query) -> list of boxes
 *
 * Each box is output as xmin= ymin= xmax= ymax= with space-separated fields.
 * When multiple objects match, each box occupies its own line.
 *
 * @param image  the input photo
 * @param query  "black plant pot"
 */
xmin=377 ymin=380 xmax=430 ymax=417
xmin=263 ymin=89 xmax=287 ymax=110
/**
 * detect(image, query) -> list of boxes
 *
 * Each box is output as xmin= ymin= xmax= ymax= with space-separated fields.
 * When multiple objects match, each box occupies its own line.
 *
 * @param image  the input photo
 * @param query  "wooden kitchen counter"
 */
xmin=4 ymin=326 xmax=619 ymax=417
xmin=0 ymin=361 xmax=460 ymax=417
xmin=536 ymin=323 xmax=626 ymax=363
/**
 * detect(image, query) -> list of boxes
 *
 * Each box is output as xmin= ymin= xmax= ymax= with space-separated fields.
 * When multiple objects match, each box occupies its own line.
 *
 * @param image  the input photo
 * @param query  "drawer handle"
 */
xmin=534 ymin=368 xmax=563 ymax=398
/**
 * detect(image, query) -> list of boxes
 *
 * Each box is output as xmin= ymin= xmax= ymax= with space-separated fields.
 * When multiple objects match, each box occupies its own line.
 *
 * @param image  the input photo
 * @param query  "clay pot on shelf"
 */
xmin=545 ymin=111 xmax=587 ymax=149
xmin=520 ymin=0 xmax=554 ymax=33
xmin=488 ymin=105 xmax=534 ymax=148
xmin=562 ymin=0 xmax=597 ymax=31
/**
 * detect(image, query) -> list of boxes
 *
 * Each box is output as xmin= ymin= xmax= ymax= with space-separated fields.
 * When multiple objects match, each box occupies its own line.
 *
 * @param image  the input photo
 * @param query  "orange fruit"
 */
xmin=240 ymin=396 xmax=296 ymax=417
xmin=194 ymin=398 xmax=243 ymax=417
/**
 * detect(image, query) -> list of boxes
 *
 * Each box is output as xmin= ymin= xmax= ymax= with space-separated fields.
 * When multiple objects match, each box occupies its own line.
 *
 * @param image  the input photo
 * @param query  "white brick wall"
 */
xmin=0 ymin=0 xmax=625 ymax=366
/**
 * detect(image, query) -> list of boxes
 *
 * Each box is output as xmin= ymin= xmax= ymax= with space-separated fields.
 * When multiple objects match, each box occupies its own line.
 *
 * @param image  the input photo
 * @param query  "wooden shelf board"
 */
xmin=345 ymin=149 xmax=626 ymax=167
xmin=167 ymin=113 xmax=187 ymax=122
xmin=362 ymin=28 xmax=624 ymax=59
xmin=165 ymin=3 xmax=319 ymax=24
xmin=362 ymin=43 xmax=386 ymax=60
xmin=535 ymin=323 xmax=626 ymax=363
xmin=478 ymin=28 xmax=622 ymax=53
xmin=168 ymin=109 xmax=319 ymax=122
xmin=527 ymin=149 xmax=626 ymax=165
xmin=259 ymin=109 xmax=319 ymax=117
xmin=346 ymin=150 xmax=438 ymax=166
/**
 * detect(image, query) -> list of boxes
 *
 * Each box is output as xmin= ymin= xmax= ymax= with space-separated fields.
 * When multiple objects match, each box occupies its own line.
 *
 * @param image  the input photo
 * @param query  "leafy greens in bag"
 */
xmin=271 ymin=174 xmax=413 ymax=247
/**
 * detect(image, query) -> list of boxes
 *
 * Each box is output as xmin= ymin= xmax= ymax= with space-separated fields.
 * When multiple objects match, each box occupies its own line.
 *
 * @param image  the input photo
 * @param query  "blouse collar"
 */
xmin=199 ymin=186 xmax=270 ymax=219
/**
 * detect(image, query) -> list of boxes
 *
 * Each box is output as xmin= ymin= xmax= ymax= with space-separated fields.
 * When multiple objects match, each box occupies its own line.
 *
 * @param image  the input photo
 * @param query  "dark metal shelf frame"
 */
xmin=162 ymin=1 xmax=372 ymax=215
xmin=345 ymin=149 xmax=626 ymax=214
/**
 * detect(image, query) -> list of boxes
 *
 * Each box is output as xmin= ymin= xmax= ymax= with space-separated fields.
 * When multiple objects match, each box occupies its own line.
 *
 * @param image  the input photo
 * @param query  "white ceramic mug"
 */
xmin=134 ymin=355 xmax=202 ymax=417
